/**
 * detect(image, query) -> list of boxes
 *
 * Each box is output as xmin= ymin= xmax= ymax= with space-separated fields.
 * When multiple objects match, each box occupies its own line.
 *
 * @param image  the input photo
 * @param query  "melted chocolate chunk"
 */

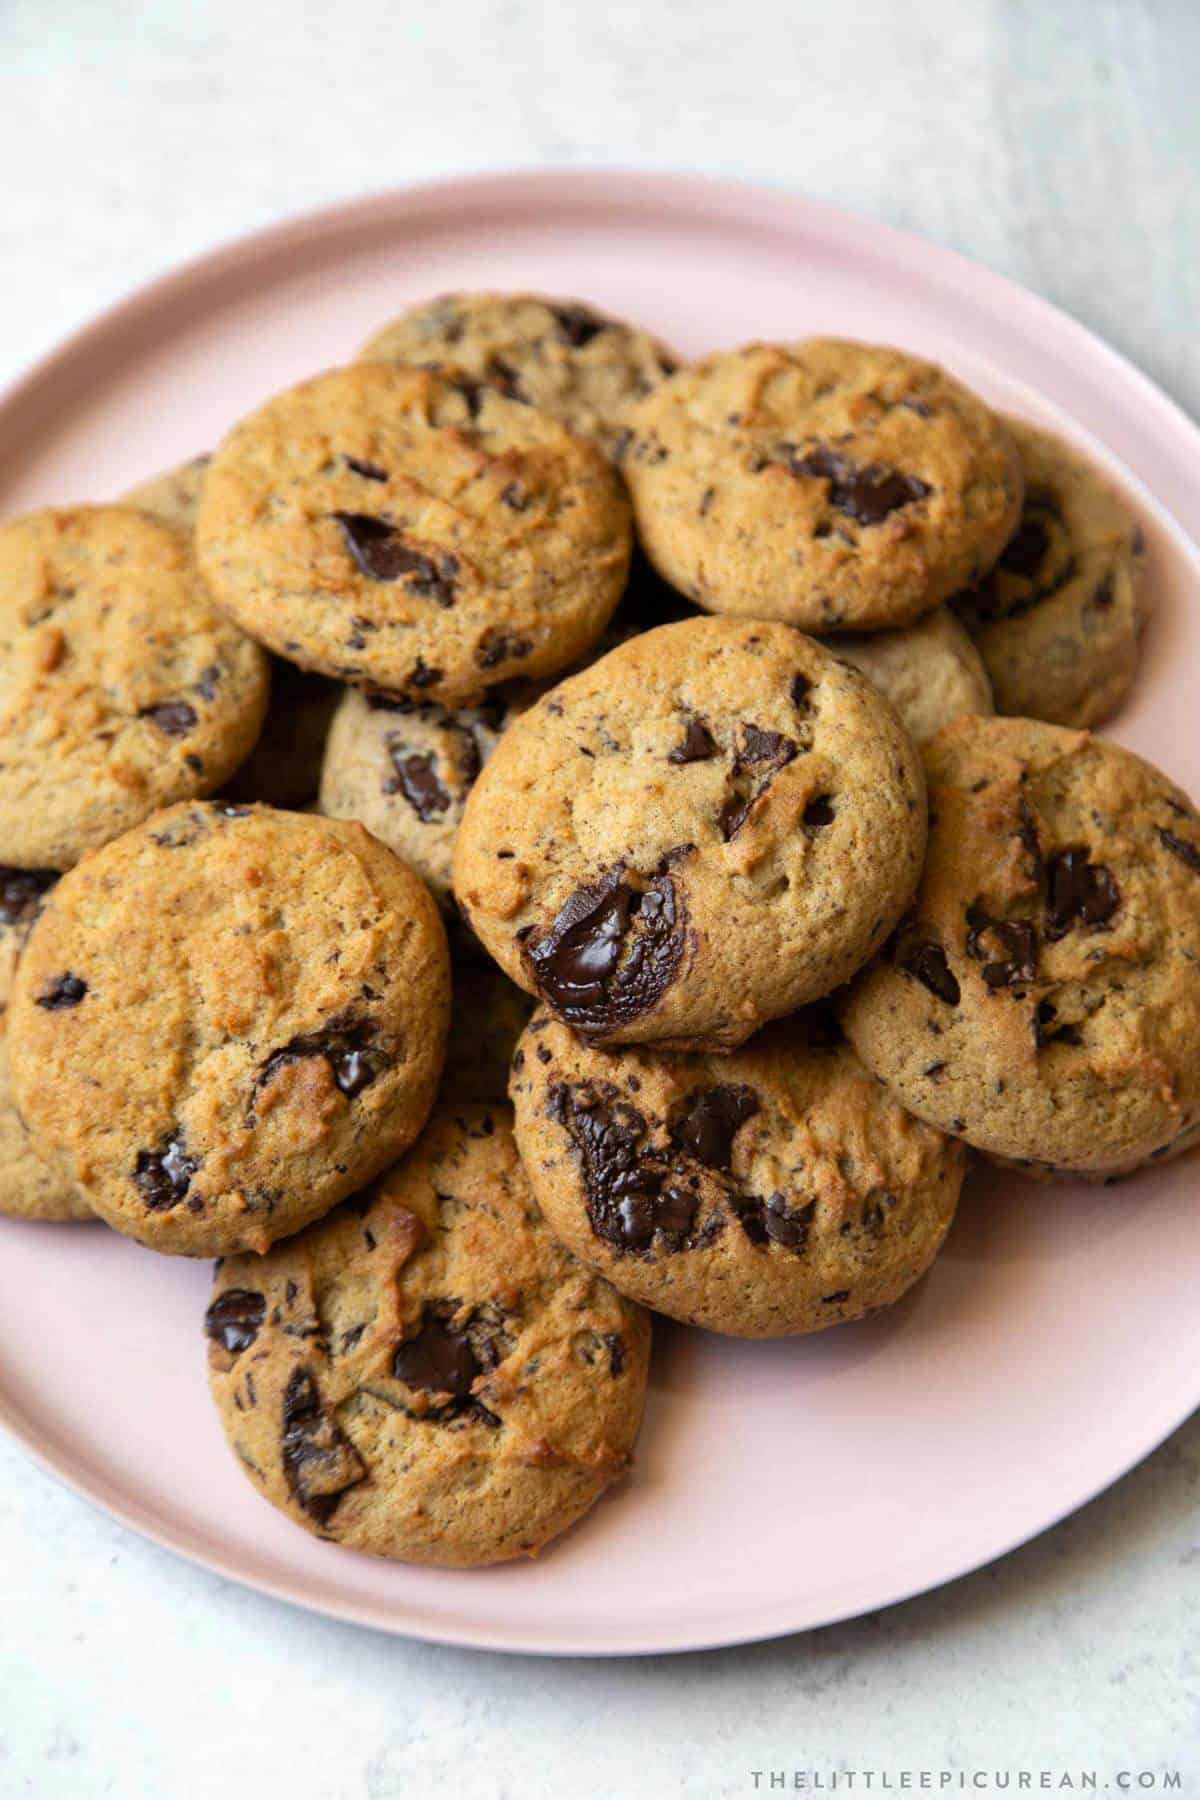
xmin=785 ymin=445 xmax=931 ymax=526
xmin=393 ymin=1306 xmax=480 ymax=1398
xmin=204 ymin=1288 xmax=266 ymax=1355
xmin=736 ymin=722 xmax=797 ymax=771
xmin=0 ymin=866 xmax=56 ymax=928
xmin=343 ymin=455 xmax=388 ymax=482
xmin=132 ymin=1132 xmax=198 ymax=1210
xmin=36 ymin=972 xmax=87 ymax=1009
xmin=1159 ymin=826 xmax=1200 ymax=874
xmin=333 ymin=513 xmax=459 ymax=605
xmin=141 ymin=700 xmax=198 ymax=737
xmin=895 ymin=936 xmax=961 ymax=1006
xmin=258 ymin=1016 xmax=388 ymax=1100
xmin=670 ymin=1085 xmax=759 ymax=1170
xmin=965 ymin=906 xmax=1039 ymax=989
xmin=549 ymin=1085 xmax=705 ymax=1254
xmin=476 ymin=629 xmax=533 ymax=669
xmin=281 ymin=1367 xmax=365 ymax=1525
xmin=1045 ymin=848 xmax=1120 ymax=938
xmin=526 ymin=865 xmax=687 ymax=1037
xmin=384 ymin=745 xmax=451 ymax=820
xmin=737 ymin=1192 xmax=816 ymax=1252
xmin=668 ymin=717 xmax=717 ymax=764
xmin=551 ymin=302 xmax=606 ymax=347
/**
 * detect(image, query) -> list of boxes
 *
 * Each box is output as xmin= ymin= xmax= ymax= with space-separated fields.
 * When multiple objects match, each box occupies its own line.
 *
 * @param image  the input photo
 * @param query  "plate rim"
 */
xmin=2 ymin=165 xmax=1198 ymax=1658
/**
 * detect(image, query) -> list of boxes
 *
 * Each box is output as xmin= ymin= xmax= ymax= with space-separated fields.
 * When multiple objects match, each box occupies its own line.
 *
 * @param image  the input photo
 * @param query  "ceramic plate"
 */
xmin=1 ymin=170 xmax=1197 ymax=1656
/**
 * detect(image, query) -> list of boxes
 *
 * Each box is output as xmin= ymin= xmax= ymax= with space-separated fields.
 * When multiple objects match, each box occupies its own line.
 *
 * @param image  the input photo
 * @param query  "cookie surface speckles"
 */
xmin=206 ymin=1106 xmax=650 ymax=1566
xmin=822 ymin=607 xmax=993 ymax=745
xmin=360 ymin=290 xmax=678 ymax=460
xmin=840 ymin=716 xmax=1200 ymax=1176
xmin=952 ymin=418 xmax=1148 ymax=728
xmin=0 ymin=507 xmax=270 ymax=869
xmin=8 ymin=804 xmax=450 ymax=1255
xmin=196 ymin=362 xmax=632 ymax=704
xmin=510 ymin=1011 xmax=964 ymax=1336
xmin=624 ymin=339 xmax=1023 ymax=631
xmin=453 ymin=617 xmax=927 ymax=1049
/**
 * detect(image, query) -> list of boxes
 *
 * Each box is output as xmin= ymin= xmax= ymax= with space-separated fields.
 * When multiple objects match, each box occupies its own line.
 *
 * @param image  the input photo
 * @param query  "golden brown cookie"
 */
xmin=454 ymin=618 xmax=927 ymax=1050
xmin=0 ymin=506 xmax=270 ymax=869
xmin=196 ymin=362 xmax=631 ymax=704
xmin=0 ymin=1019 xmax=92 ymax=1222
xmin=205 ymin=1106 xmax=650 ymax=1566
xmin=8 ymin=803 xmax=450 ymax=1255
xmin=510 ymin=1010 xmax=964 ymax=1337
xmin=952 ymin=418 xmax=1148 ymax=728
xmin=822 ymin=607 xmax=993 ymax=745
xmin=624 ymin=339 xmax=1023 ymax=631
xmin=360 ymin=290 xmax=677 ymax=460
xmin=840 ymin=716 xmax=1200 ymax=1177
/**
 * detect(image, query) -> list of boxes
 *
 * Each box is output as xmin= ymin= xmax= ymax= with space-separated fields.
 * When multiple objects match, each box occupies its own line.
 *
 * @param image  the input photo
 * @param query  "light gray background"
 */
xmin=1 ymin=2 xmax=1197 ymax=1794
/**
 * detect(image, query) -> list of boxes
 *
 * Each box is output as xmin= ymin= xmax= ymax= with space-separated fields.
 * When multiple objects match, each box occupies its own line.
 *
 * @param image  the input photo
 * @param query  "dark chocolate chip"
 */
xmin=343 ymin=455 xmax=388 ymax=482
xmin=790 ymin=673 xmax=813 ymax=711
xmin=1045 ymin=848 xmax=1120 ymax=938
xmin=195 ymin=664 xmax=222 ymax=700
xmin=141 ymin=700 xmax=198 ymax=737
xmin=410 ymin=661 xmax=442 ymax=689
xmin=895 ymin=937 xmax=961 ymax=1006
xmin=476 ymin=629 xmax=533 ymax=670
xmin=0 ymin=866 xmax=56 ymax=928
xmin=670 ymin=1084 xmax=759 ymax=1170
xmin=803 ymin=794 xmax=835 ymax=831
xmin=526 ymin=865 xmax=687 ymax=1038
xmin=393 ymin=1306 xmax=480 ymax=1398
xmin=785 ymin=444 xmax=931 ymax=525
xmin=258 ymin=1016 xmax=388 ymax=1100
xmin=36 ymin=972 xmax=87 ymax=1009
xmin=737 ymin=1192 xmax=816 ymax=1252
xmin=736 ymin=722 xmax=797 ymax=771
xmin=384 ymin=745 xmax=451 ymax=820
xmin=132 ymin=1132 xmax=198 ymax=1210
xmin=668 ymin=717 xmax=717 ymax=764
xmin=332 ymin=513 xmax=459 ymax=605
xmin=204 ymin=1288 xmax=266 ymax=1355
xmin=281 ymin=1366 xmax=365 ymax=1525
xmin=551 ymin=302 xmax=606 ymax=347
xmin=604 ymin=1333 xmax=625 ymax=1378
xmin=549 ymin=1084 xmax=706 ymax=1255
xmin=1158 ymin=827 xmax=1200 ymax=874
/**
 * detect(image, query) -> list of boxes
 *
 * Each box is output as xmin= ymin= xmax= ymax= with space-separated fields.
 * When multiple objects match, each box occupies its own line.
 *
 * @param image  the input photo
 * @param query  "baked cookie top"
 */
xmin=823 ymin=606 xmax=993 ymax=745
xmin=0 ymin=1020 xmax=92 ymax=1223
xmin=453 ymin=617 xmax=927 ymax=1050
xmin=952 ymin=417 xmax=1148 ymax=728
xmin=8 ymin=803 xmax=449 ymax=1255
xmin=0 ymin=506 xmax=270 ymax=869
xmin=196 ymin=362 xmax=632 ymax=704
xmin=510 ymin=1011 xmax=964 ymax=1338
xmin=205 ymin=1105 xmax=650 ymax=1566
xmin=359 ymin=290 xmax=677 ymax=460
xmin=840 ymin=715 xmax=1200 ymax=1175
xmin=623 ymin=338 xmax=1023 ymax=631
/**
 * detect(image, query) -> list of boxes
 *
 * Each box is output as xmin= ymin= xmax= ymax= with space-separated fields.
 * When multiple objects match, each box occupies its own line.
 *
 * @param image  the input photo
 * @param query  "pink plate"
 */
xmin=1 ymin=170 xmax=1198 ymax=1656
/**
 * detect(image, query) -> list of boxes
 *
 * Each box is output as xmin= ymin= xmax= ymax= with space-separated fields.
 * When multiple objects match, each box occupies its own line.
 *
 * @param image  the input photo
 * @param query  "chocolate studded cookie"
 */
xmin=8 ymin=804 xmax=450 ymax=1255
xmin=0 ymin=507 xmax=270 ymax=869
xmin=822 ymin=607 xmax=993 ymax=746
xmin=123 ymin=454 xmax=212 ymax=535
xmin=840 ymin=716 xmax=1200 ymax=1177
xmin=196 ymin=362 xmax=631 ymax=704
xmin=205 ymin=1105 xmax=650 ymax=1566
xmin=510 ymin=1010 xmax=964 ymax=1336
xmin=453 ymin=618 xmax=927 ymax=1049
xmin=952 ymin=418 xmax=1148 ymax=728
xmin=359 ymin=291 xmax=677 ymax=461
xmin=624 ymin=339 xmax=1023 ymax=631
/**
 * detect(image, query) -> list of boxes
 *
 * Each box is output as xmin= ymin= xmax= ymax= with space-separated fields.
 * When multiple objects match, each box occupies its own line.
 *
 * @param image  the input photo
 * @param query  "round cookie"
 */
xmin=952 ymin=417 xmax=1147 ymax=728
xmin=196 ymin=362 xmax=632 ymax=704
xmin=0 ymin=506 xmax=270 ymax=869
xmin=0 ymin=1021 xmax=91 ymax=1222
xmin=205 ymin=1105 xmax=650 ymax=1567
xmin=840 ymin=716 xmax=1200 ymax=1177
xmin=822 ymin=607 xmax=993 ymax=746
xmin=122 ymin=454 xmax=211 ymax=534
xmin=453 ymin=617 xmax=927 ymax=1050
xmin=623 ymin=338 xmax=1023 ymax=631
xmin=441 ymin=960 xmax=533 ymax=1105
xmin=509 ymin=1010 xmax=964 ymax=1336
xmin=359 ymin=290 xmax=677 ymax=461
xmin=8 ymin=804 xmax=450 ymax=1255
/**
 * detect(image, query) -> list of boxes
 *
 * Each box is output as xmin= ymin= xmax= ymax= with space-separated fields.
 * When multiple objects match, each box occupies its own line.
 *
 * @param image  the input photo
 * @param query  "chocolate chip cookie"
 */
xmin=122 ymin=454 xmax=212 ymax=534
xmin=206 ymin=1105 xmax=650 ymax=1566
xmin=510 ymin=1010 xmax=964 ymax=1336
xmin=453 ymin=617 xmax=927 ymax=1049
xmin=0 ymin=506 xmax=270 ymax=869
xmin=0 ymin=1021 xmax=91 ymax=1222
xmin=623 ymin=339 xmax=1023 ymax=631
xmin=196 ymin=362 xmax=632 ymax=704
xmin=359 ymin=290 xmax=677 ymax=461
xmin=8 ymin=804 xmax=450 ymax=1255
xmin=822 ymin=607 xmax=993 ymax=745
xmin=840 ymin=716 xmax=1200 ymax=1176
xmin=952 ymin=417 xmax=1148 ymax=728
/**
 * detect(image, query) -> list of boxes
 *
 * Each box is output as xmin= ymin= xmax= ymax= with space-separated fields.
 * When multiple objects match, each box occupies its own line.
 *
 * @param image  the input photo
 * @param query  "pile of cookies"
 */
xmin=3 ymin=293 xmax=1197 ymax=1570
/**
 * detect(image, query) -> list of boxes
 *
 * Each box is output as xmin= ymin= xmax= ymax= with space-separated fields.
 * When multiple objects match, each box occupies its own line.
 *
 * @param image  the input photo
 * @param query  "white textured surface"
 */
xmin=1 ymin=1 xmax=1198 ymax=1792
